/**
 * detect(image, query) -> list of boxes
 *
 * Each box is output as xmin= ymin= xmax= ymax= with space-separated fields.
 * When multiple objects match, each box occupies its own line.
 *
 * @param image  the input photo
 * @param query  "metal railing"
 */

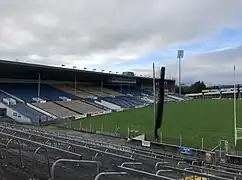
xmin=0 ymin=122 xmax=240 ymax=180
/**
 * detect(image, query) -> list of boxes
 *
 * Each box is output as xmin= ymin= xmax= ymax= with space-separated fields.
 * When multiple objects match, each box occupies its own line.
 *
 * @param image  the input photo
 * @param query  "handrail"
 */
xmin=155 ymin=161 xmax=169 ymax=171
xmin=0 ymin=131 xmax=82 ymax=159
xmin=94 ymin=172 xmax=128 ymax=180
xmin=120 ymin=162 xmax=142 ymax=167
xmin=34 ymin=146 xmax=51 ymax=178
xmin=4 ymin=138 xmax=24 ymax=168
xmin=0 ymin=125 xmax=133 ymax=160
xmin=118 ymin=166 xmax=175 ymax=180
xmin=164 ymin=165 xmax=232 ymax=180
xmin=156 ymin=169 xmax=172 ymax=175
xmin=50 ymin=159 xmax=100 ymax=180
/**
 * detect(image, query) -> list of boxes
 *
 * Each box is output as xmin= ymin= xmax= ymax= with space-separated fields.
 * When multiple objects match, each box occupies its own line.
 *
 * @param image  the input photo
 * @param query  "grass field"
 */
xmin=71 ymin=99 xmax=242 ymax=150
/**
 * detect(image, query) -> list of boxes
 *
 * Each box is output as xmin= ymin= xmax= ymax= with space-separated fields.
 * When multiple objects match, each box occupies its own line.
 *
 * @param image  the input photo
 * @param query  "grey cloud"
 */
xmin=133 ymin=46 xmax=242 ymax=85
xmin=0 ymin=0 xmax=242 ymax=70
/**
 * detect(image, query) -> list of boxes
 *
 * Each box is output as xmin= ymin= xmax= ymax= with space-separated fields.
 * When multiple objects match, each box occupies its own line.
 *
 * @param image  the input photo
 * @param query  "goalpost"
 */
xmin=233 ymin=65 xmax=242 ymax=146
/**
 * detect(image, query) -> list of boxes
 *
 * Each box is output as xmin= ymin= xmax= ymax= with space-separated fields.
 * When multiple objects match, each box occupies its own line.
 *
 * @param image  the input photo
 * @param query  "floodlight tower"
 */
xmin=177 ymin=50 xmax=184 ymax=95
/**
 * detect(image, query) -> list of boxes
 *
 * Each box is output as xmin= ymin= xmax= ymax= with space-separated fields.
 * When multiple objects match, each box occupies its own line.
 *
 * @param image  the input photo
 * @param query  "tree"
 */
xmin=175 ymin=81 xmax=206 ymax=94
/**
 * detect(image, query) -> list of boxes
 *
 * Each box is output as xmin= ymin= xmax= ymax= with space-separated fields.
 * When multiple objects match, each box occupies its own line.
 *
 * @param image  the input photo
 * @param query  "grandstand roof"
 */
xmin=0 ymin=59 xmax=175 ymax=85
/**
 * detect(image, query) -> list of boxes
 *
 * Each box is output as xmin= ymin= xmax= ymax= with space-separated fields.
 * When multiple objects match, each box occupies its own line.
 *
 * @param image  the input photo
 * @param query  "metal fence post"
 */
xmin=179 ymin=134 xmax=182 ymax=147
xmin=201 ymin=137 xmax=204 ymax=150
xmin=101 ymin=124 xmax=104 ymax=132
xmin=160 ymin=132 xmax=163 ymax=143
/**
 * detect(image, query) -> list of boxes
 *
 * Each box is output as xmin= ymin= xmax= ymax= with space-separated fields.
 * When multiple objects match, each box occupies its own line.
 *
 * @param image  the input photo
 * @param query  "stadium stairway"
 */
xmin=32 ymin=101 xmax=83 ymax=119
xmin=52 ymin=84 xmax=122 ymax=112
xmin=52 ymin=84 xmax=110 ymax=112
xmin=54 ymin=101 xmax=85 ymax=115
xmin=110 ymin=86 xmax=151 ymax=96
xmin=55 ymin=100 xmax=110 ymax=116
xmin=75 ymin=85 xmax=109 ymax=97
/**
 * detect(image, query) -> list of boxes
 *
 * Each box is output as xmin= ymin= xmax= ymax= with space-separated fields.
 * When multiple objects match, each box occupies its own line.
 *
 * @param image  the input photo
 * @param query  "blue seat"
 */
xmin=0 ymin=90 xmax=54 ymax=125
xmin=108 ymin=87 xmax=150 ymax=96
xmin=11 ymin=103 xmax=53 ymax=124
xmin=40 ymin=84 xmax=80 ymax=101
xmin=102 ymin=96 xmax=134 ymax=108
xmin=0 ymin=83 xmax=80 ymax=102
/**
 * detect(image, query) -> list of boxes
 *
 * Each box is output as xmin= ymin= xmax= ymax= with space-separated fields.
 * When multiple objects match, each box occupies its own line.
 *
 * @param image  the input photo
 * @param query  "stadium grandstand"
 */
xmin=0 ymin=60 xmax=242 ymax=179
xmin=0 ymin=59 xmax=177 ymax=125
xmin=186 ymin=87 xmax=241 ymax=99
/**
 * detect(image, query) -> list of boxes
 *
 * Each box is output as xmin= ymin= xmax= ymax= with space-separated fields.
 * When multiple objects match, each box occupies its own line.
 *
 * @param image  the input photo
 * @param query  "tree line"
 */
xmin=175 ymin=81 xmax=206 ymax=94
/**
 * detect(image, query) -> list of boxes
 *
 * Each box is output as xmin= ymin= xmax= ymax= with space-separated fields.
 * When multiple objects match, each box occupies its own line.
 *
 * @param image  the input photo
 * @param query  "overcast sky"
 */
xmin=0 ymin=0 xmax=242 ymax=85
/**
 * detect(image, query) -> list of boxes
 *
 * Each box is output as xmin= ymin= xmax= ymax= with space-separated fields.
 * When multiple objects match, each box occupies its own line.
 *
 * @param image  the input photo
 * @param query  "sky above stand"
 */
xmin=0 ymin=0 xmax=242 ymax=85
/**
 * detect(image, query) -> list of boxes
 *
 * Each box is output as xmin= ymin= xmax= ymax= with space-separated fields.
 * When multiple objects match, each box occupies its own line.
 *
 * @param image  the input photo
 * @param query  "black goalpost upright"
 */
xmin=154 ymin=66 xmax=166 ymax=141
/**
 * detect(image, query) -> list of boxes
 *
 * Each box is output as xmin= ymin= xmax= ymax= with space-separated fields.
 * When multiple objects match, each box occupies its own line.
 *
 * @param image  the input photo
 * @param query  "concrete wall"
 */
xmin=0 ymin=102 xmax=31 ymax=124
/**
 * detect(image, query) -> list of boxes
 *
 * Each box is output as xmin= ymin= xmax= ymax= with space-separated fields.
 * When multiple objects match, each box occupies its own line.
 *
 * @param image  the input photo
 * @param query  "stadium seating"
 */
xmin=55 ymin=84 xmax=125 ymax=97
xmin=167 ymin=92 xmax=187 ymax=101
xmin=0 ymin=91 xmax=54 ymax=124
xmin=99 ymin=87 xmax=124 ymax=96
xmin=40 ymin=84 xmax=80 ymax=101
xmin=101 ymin=96 xmax=146 ymax=108
xmin=101 ymin=97 xmax=131 ymax=108
xmin=56 ymin=100 xmax=105 ymax=114
xmin=11 ymin=103 xmax=52 ymax=124
xmin=111 ymin=87 xmax=153 ymax=96
xmin=0 ymin=90 xmax=20 ymax=102
xmin=118 ymin=96 xmax=147 ymax=106
xmin=33 ymin=101 xmax=81 ymax=119
xmin=52 ymin=84 xmax=94 ymax=98
xmin=76 ymin=85 xmax=109 ymax=97
xmin=0 ymin=83 xmax=39 ymax=101
xmin=0 ymin=83 xmax=79 ymax=101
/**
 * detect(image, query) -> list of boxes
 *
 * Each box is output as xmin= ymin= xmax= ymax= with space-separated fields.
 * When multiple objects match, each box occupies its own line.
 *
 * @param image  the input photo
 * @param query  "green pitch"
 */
xmin=71 ymin=99 xmax=242 ymax=150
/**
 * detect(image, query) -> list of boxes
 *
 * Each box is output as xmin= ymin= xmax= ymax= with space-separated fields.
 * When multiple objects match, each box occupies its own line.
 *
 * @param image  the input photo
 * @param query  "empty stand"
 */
xmin=102 ymin=97 xmax=133 ymax=108
xmin=111 ymin=86 xmax=150 ymax=96
xmin=0 ymin=83 xmax=39 ymax=101
xmin=52 ymin=84 xmax=93 ymax=98
xmin=0 ymin=83 xmax=79 ymax=102
xmin=0 ymin=91 xmax=54 ymax=124
xmin=56 ymin=100 xmax=104 ymax=114
xmin=11 ymin=103 xmax=51 ymax=124
xmin=118 ymin=96 xmax=147 ymax=106
xmin=76 ymin=85 xmax=109 ymax=97
xmin=101 ymin=95 xmax=147 ymax=109
xmin=40 ymin=84 xmax=80 ymax=101
xmin=33 ymin=102 xmax=80 ymax=119
xmin=0 ymin=90 xmax=21 ymax=102
xmin=100 ymin=87 xmax=124 ymax=96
